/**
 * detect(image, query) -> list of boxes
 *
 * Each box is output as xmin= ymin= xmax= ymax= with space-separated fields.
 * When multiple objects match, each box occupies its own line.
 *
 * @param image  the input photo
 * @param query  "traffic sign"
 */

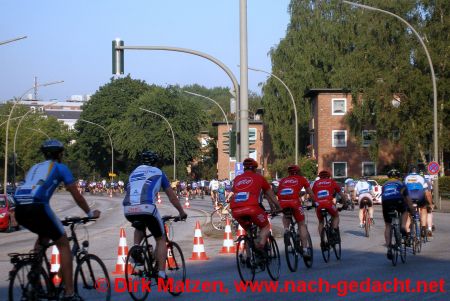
xmin=235 ymin=162 xmax=244 ymax=177
xmin=427 ymin=161 xmax=440 ymax=175
xmin=108 ymin=172 xmax=117 ymax=177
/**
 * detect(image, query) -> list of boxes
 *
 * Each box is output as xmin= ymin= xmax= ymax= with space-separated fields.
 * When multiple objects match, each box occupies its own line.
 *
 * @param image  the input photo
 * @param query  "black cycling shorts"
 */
xmin=126 ymin=212 xmax=165 ymax=239
xmin=359 ymin=197 xmax=373 ymax=209
xmin=382 ymin=199 xmax=406 ymax=223
xmin=15 ymin=203 xmax=65 ymax=241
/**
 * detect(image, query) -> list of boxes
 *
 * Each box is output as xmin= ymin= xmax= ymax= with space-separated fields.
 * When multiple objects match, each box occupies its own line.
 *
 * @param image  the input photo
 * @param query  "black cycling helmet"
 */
xmin=318 ymin=170 xmax=331 ymax=179
xmin=141 ymin=151 xmax=159 ymax=165
xmin=243 ymin=158 xmax=258 ymax=170
xmin=41 ymin=139 xmax=64 ymax=160
xmin=387 ymin=169 xmax=401 ymax=178
xmin=287 ymin=164 xmax=300 ymax=175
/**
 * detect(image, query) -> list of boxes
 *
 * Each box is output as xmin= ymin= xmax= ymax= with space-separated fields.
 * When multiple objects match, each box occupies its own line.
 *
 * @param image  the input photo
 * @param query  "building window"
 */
xmin=332 ymin=98 xmax=346 ymax=115
xmin=333 ymin=162 xmax=347 ymax=178
xmin=362 ymin=130 xmax=376 ymax=147
xmin=362 ymin=162 xmax=376 ymax=176
xmin=249 ymin=128 xmax=257 ymax=144
xmin=332 ymin=130 xmax=347 ymax=147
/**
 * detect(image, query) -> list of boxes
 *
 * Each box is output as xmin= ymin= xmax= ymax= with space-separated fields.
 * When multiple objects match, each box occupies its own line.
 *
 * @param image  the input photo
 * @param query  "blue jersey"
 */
xmin=123 ymin=165 xmax=170 ymax=206
xmin=15 ymin=160 xmax=75 ymax=205
xmin=381 ymin=180 xmax=407 ymax=202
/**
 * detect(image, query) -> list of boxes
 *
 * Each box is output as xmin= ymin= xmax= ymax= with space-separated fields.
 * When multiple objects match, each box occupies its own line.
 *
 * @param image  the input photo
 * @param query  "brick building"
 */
xmin=306 ymin=88 xmax=400 ymax=179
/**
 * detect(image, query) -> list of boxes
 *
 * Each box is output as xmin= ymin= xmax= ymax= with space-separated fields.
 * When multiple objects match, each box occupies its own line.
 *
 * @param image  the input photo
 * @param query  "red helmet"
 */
xmin=318 ymin=170 xmax=331 ymax=178
xmin=243 ymin=158 xmax=258 ymax=169
xmin=287 ymin=165 xmax=300 ymax=175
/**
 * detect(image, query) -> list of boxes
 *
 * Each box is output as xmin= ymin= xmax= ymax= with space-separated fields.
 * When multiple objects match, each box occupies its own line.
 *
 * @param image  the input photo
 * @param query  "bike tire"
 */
xmin=266 ymin=235 xmax=280 ymax=281
xmin=9 ymin=261 xmax=50 ymax=301
xmin=236 ymin=236 xmax=255 ymax=282
xmin=390 ymin=226 xmax=398 ymax=266
xmin=125 ymin=245 xmax=150 ymax=301
xmin=320 ymin=228 xmax=330 ymax=263
xmin=166 ymin=241 xmax=186 ymax=296
xmin=284 ymin=231 xmax=298 ymax=272
xmin=74 ymin=253 xmax=111 ymax=301
xmin=414 ymin=220 xmax=422 ymax=254
xmin=302 ymin=230 xmax=314 ymax=268
xmin=364 ymin=208 xmax=370 ymax=238
xmin=332 ymin=228 xmax=342 ymax=260
xmin=211 ymin=210 xmax=227 ymax=231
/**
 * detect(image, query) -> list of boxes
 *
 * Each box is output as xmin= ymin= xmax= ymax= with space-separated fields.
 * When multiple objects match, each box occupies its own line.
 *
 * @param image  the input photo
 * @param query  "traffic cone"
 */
xmin=189 ymin=221 xmax=209 ymax=260
xmin=157 ymin=192 xmax=162 ymax=204
xmin=269 ymin=218 xmax=273 ymax=234
xmin=184 ymin=196 xmax=190 ymax=208
xmin=219 ymin=218 xmax=236 ymax=254
xmin=50 ymin=246 xmax=61 ymax=285
xmin=112 ymin=228 xmax=131 ymax=275
xmin=167 ymin=245 xmax=176 ymax=268
xmin=237 ymin=224 xmax=247 ymax=251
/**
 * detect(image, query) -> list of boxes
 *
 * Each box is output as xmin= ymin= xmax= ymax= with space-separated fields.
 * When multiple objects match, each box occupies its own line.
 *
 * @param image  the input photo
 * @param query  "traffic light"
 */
xmin=112 ymin=39 xmax=124 ymax=75
xmin=229 ymin=130 xmax=236 ymax=157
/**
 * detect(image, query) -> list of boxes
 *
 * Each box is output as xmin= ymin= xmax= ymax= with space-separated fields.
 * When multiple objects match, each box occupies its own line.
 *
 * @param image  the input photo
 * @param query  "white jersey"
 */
xmin=355 ymin=180 xmax=371 ymax=196
xmin=209 ymin=180 xmax=219 ymax=191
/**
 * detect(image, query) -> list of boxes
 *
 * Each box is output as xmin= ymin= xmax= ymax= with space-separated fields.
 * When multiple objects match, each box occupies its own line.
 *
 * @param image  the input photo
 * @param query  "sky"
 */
xmin=0 ymin=0 xmax=291 ymax=102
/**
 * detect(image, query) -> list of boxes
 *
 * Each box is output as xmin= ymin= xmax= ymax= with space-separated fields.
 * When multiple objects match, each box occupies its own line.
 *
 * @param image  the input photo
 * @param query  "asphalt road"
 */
xmin=1 ymin=192 xmax=449 ymax=301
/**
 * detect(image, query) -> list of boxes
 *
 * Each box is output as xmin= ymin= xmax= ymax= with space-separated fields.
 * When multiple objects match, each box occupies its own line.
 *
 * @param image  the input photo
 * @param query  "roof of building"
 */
xmin=304 ymin=88 xmax=351 ymax=98
xmin=45 ymin=110 xmax=81 ymax=120
xmin=212 ymin=120 xmax=263 ymax=126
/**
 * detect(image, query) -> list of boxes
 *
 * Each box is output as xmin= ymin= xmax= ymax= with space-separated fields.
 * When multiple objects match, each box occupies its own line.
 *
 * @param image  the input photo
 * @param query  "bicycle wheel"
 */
xmin=414 ymin=220 xmax=422 ymax=254
xmin=332 ymin=228 xmax=342 ymax=260
xmin=284 ymin=231 xmax=298 ymax=272
xmin=390 ymin=226 xmax=398 ymax=266
xmin=166 ymin=241 xmax=186 ymax=296
xmin=320 ymin=228 xmax=330 ymax=263
xmin=9 ymin=262 xmax=50 ymax=301
xmin=211 ymin=210 xmax=227 ymax=231
xmin=74 ymin=253 xmax=111 ymax=301
xmin=236 ymin=236 xmax=255 ymax=282
xmin=364 ymin=208 xmax=370 ymax=238
xmin=302 ymin=230 xmax=314 ymax=268
xmin=125 ymin=245 xmax=150 ymax=301
xmin=266 ymin=235 xmax=280 ymax=281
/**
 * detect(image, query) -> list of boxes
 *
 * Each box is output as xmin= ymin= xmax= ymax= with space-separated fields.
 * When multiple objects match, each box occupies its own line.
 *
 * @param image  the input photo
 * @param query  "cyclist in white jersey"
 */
xmin=354 ymin=177 xmax=374 ymax=228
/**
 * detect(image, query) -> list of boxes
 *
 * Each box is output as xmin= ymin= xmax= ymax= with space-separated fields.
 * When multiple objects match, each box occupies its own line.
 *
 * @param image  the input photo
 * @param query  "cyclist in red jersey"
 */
xmin=311 ymin=170 xmax=348 ymax=240
xmin=230 ymin=158 xmax=282 ymax=250
xmin=277 ymin=165 xmax=316 ymax=258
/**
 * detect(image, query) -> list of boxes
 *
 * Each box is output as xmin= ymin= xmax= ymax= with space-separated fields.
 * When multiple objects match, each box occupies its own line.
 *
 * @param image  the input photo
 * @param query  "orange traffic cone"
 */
xmin=50 ymin=246 xmax=61 ymax=285
xmin=184 ymin=196 xmax=190 ymax=208
xmin=112 ymin=228 xmax=131 ymax=275
xmin=269 ymin=218 xmax=273 ymax=234
xmin=237 ymin=224 xmax=247 ymax=252
xmin=157 ymin=193 xmax=162 ymax=204
xmin=219 ymin=218 xmax=236 ymax=254
xmin=189 ymin=221 xmax=209 ymax=260
xmin=166 ymin=245 xmax=176 ymax=268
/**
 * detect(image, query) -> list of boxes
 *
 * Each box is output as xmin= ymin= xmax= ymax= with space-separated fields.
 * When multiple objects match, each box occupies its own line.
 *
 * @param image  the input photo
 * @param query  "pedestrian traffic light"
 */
xmin=112 ymin=39 xmax=124 ymax=75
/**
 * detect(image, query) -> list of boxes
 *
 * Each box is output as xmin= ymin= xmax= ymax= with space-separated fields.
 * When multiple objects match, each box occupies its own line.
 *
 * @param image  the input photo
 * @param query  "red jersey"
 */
xmin=277 ymin=175 xmax=310 ymax=201
xmin=312 ymin=178 xmax=341 ymax=203
xmin=231 ymin=170 xmax=271 ymax=209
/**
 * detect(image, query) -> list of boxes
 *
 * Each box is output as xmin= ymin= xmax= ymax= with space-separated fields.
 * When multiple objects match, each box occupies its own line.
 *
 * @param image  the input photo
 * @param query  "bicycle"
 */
xmin=409 ymin=203 xmax=422 ymax=255
xmin=125 ymin=215 xmax=186 ymax=301
xmin=283 ymin=207 xmax=313 ymax=272
xmin=210 ymin=202 xmax=238 ymax=233
xmin=360 ymin=197 xmax=373 ymax=238
xmin=387 ymin=210 xmax=406 ymax=266
xmin=235 ymin=213 xmax=280 ymax=282
xmin=319 ymin=208 xmax=342 ymax=263
xmin=8 ymin=216 xmax=111 ymax=301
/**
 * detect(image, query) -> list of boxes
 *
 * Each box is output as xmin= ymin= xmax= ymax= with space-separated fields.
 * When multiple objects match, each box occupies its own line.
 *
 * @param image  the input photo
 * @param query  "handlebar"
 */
xmin=162 ymin=215 xmax=186 ymax=223
xmin=61 ymin=216 xmax=98 ymax=226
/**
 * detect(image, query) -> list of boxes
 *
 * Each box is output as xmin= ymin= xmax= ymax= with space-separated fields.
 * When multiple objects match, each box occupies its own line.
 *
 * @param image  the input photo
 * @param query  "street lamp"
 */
xmin=183 ymin=90 xmax=232 ymax=178
xmin=246 ymin=66 xmax=299 ymax=165
xmin=24 ymin=127 xmax=50 ymax=139
xmin=342 ymin=0 xmax=440 ymax=208
xmin=78 ymin=119 xmax=114 ymax=180
xmin=139 ymin=108 xmax=176 ymax=181
xmin=0 ymin=36 xmax=27 ymax=46
xmin=3 ymin=80 xmax=64 ymax=193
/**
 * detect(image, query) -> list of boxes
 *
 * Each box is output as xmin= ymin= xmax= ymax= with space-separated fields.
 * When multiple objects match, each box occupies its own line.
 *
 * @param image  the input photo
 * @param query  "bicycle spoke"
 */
xmin=284 ymin=231 xmax=298 ymax=272
xmin=75 ymin=254 xmax=111 ymax=301
xmin=236 ymin=237 xmax=255 ymax=282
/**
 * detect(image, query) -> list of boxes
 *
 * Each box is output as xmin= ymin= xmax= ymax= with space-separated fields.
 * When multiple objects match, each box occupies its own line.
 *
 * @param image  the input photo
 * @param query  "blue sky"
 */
xmin=0 ymin=0 xmax=291 ymax=102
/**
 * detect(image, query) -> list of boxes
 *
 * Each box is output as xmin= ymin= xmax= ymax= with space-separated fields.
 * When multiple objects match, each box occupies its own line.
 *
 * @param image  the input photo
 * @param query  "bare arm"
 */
xmin=305 ymin=187 xmax=315 ymax=202
xmin=264 ymin=189 xmax=282 ymax=212
xmin=66 ymin=183 xmax=100 ymax=217
xmin=164 ymin=186 xmax=187 ymax=219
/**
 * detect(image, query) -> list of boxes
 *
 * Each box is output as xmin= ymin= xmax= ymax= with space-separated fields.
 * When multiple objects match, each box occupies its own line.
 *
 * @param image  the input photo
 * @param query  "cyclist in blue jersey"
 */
xmin=123 ymin=151 xmax=187 ymax=280
xmin=381 ymin=169 xmax=414 ymax=260
xmin=14 ymin=139 xmax=100 ymax=301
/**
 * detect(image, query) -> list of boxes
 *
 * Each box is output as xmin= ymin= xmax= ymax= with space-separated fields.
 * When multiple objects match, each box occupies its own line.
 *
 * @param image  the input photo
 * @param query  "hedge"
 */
xmin=439 ymin=176 xmax=450 ymax=195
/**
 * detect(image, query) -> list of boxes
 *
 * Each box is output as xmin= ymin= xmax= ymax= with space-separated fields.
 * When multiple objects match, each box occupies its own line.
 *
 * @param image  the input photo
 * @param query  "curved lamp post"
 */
xmin=25 ymin=127 xmax=50 ymax=139
xmin=0 ymin=36 xmax=27 ymax=46
xmin=342 ymin=0 xmax=440 ymax=207
xmin=3 ymin=80 xmax=63 ymax=192
xmin=183 ymin=90 xmax=231 ymax=178
xmin=78 ymin=119 xmax=114 ymax=180
xmin=139 ymin=108 xmax=176 ymax=181
xmin=246 ymin=66 xmax=299 ymax=165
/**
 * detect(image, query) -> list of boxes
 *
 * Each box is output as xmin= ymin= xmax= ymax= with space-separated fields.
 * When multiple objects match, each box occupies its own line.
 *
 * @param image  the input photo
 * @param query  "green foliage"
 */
xmin=439 ymin=176 xmax=450 ymax=195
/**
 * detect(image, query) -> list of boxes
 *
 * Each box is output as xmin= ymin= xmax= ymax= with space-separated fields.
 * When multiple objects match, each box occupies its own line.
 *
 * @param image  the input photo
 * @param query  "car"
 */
xmin=367 ymin=179 xmax=382 ymax=204
xmin=0 ymin=194 xmax=19 ymax=232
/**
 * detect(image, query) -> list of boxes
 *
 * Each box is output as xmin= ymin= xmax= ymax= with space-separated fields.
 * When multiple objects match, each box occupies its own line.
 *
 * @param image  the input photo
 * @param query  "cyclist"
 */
xmin=122 ymin=151 xmax=187 ymax=280
xmin=209 ymin=178 xmax=220 ymax=206
xmin=230 ymin=158 xmax=282 ymax=252
xmin=14 ymin=139 xmax=100 ymax=301
xmin=421 ymin=170 xmax=435 ymax=236
xmin=344 ymin=177 xmax=356 ymax=205
xmin=277 ymin=165 xmax=316 ymax=259
xmin=382 ymin=169 xmax=415 ymax=260
xmin=404 ymin=167 xmax=432 ymax=238
xmin=354 ymin=177 xmax=374 ymax=228
xmin=311 ymin=170 xmax=348 ymax=244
